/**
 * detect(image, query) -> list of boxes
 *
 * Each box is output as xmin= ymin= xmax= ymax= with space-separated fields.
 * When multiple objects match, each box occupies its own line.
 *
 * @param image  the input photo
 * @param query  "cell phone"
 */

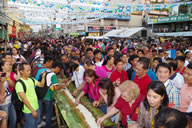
xmin=0 ymin=73 xmax=6 ymax=77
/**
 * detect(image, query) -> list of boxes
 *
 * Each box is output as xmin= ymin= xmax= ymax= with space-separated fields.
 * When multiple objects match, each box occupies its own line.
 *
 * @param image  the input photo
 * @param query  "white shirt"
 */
xmin=0 ymin=81 xmax=11 ymax=106
xmin=170 ymin=72 xmax=184 ymax=91
xmin=12 ymin=54 xmax=26 ymax=63
xmin=95 ymin=60 xmax=104 ymax=67
xmin=72 ymin=65 xmax=85 ymax=88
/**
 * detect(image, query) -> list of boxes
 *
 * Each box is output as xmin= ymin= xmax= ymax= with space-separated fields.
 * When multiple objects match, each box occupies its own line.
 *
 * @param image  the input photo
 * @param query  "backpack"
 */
xmin=11 ymin=79 xmax=28 ymax=112
xmin=35 ymin=72 xmax=52 ymax=99
xmin=30 ymin=65 xmax=45 ymax=78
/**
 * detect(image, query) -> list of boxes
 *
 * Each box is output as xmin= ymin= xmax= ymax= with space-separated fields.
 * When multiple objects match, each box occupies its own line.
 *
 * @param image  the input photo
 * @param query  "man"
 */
xmin=34 ymin=56 xmax=54 ymax=80
xmin=86 ymin=48 xmax=94 ymax=60
xmin=166 ymin=58 xmax=184 ymax=91
xmin=127 ymin=55 xmax=139 ymax=80
xmin=133 ymin=57 xmax=152 ymax=96
xmin=137 ymin=49 xmax=145 ymax=57
xmin=155 ymin=108 xmax=189 ymax=128
xmin=180 ymin=62 xmax=192 ymax=112
xmin=39 ymin=61 xmax=65 ymax=128
xmin=176 ymin=56 xmax=186 ymax=76
xmin=15 ymin=62 xmax=46 ymax=128
xmin=93 ymin=49 xmax=103 ymax=66
xmin=60 ymin=54 xmax=71 ymax=78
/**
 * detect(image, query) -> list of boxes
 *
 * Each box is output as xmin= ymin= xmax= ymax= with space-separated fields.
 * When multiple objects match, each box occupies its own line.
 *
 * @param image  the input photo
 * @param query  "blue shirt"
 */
xmin=35 ymin=64 xmax=47 ymax=81
xmin=131 ymin=69 xmax=157 ymax=81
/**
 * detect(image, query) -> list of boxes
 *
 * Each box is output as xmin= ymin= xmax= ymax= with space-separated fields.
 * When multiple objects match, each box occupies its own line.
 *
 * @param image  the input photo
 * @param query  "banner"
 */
xmin=12 ymin=26 xmax=16 ymax=38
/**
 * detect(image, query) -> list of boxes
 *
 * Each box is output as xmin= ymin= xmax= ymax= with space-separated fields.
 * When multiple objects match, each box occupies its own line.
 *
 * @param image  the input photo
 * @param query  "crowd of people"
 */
xmin=0 ymin=37 xmax=192 ymax=128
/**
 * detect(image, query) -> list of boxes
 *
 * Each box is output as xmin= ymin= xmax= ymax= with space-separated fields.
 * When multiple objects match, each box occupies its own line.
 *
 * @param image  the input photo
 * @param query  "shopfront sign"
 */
xmin=12 ymin=26 xmax=16 ymax=38
xmin=88 ymin=26 xmax=116 ymax=32
xmin=148 ymin=14 xmax=191 ymax=24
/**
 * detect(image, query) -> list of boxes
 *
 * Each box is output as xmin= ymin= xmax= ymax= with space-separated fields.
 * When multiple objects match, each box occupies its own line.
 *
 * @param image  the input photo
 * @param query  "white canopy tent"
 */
xmin=103 ymin=27 xmax=155 ymax=38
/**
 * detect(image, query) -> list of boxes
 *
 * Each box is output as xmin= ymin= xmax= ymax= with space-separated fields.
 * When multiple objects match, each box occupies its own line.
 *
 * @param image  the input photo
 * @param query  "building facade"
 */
xmin=147 ymin=0 xmax=192 ymax=37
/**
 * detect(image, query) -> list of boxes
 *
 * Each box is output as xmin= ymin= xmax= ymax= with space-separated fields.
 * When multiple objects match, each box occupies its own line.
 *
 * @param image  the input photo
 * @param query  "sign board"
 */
xmin=12 ymin=26 xmax=16 ymax=38
xmin=88 ymin=26 xmax=116 ymax=32
xmin=54 ymin=28 xmax=61 ymax=31
xmin=148 ymin=14 xmax=191 ymax=24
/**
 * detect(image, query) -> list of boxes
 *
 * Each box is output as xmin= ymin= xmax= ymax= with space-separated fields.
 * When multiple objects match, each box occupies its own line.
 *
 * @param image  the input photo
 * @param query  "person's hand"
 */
xmin=73 ymin=90 xmax=78 ymax=97
xmin=0 ymin=110 xmax=7 ymax=119
xmin=32 ymin=110 xmax=38 ymax=119
xmin=93 ymin=101 xmax=100 ymax=107
xmin=0 ymin=77 xmax=6 ymax=84
xmin=97 ymin=117 xmax=105 ymax=125
xmin=128 ymin=124 xmax=137 ymax=128
xmin=75 ymin=97 xmax=80 ymax=104
xmin=66 ymin=82 xmax=70 ymax=87
xmin=41 ymin=71 xmax=46 ymax=78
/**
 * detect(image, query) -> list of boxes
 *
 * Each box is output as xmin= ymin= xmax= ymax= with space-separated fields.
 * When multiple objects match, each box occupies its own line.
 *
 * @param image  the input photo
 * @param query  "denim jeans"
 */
xmin=39 ymin=99 xmax=53 ymax=128
xmin=0 ymin=103 xmax=17 ymax=128
xmin=88 ymin=96 xmax=107 ymax=114
xmin=24 ymin=108 xmax=40 ymax=128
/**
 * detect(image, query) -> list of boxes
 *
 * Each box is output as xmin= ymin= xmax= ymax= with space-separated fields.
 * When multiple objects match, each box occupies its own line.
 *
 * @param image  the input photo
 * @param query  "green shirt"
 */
xmin=15 ymin=78 xmax=39 ymax=114
xmin=44 ymin=73 xmax=58 ymax=100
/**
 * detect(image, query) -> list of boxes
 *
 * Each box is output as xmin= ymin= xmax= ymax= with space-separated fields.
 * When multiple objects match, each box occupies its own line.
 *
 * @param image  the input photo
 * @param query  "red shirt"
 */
xmin=176 ymin=67 xmax=186 ymax=76
xmin=110 ymin=70 xmax=129 ymax=86
xmin=133 ymin=74 xmax=151 ymax=97
xmin=115 ymin=95 xmax=144 ymax=128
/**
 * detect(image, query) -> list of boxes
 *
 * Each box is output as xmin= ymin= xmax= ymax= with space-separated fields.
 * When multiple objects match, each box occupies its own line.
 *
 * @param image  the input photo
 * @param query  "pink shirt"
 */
xmin=99 ymin=87 xmax=121 ymax=112
xmin=9 ymin=72 xmax=16 ymax=93
xmin=82 ymin=79 xmax=101 ymax=101
xmin=95 ymin=66 xmax=108 ymax=78
xmin=102 ymin=65 xmax=115 ymax=78
xmin=180 ymin=83 xmax=192 ymax=112
xmin=121 ymin=48 xmax=127 ymax=54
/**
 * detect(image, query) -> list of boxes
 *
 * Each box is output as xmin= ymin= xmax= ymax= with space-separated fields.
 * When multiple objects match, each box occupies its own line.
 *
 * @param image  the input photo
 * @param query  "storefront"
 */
xmin=148 ymin=14 xmax=192 ymax=37
xmin=0 ymin=12 xmax=12 ymax=40
xmin=87 ymin=26 xmax=116 ymax=36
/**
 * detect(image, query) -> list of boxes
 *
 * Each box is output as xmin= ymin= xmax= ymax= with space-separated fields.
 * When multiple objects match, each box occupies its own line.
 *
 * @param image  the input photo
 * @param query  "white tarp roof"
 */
xmin=103 ymin=27 xmax=155 ymax=38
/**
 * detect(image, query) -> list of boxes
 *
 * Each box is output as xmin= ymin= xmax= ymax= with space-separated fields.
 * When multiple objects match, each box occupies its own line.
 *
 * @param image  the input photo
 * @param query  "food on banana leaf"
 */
xmin=64 ymin=79 xmax=117 ymax=127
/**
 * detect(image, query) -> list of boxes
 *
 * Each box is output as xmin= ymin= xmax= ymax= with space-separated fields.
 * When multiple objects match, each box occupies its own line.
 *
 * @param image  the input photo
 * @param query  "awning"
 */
xmin=103 ymin=27 xmax=155 ymax=38
xmin=155 ymin=31 xmax=192 ymax=37
xmin=70 ymin=33 xmax=80 ymax=36
xmin=0 ymin=12 xmax=13 ymax=26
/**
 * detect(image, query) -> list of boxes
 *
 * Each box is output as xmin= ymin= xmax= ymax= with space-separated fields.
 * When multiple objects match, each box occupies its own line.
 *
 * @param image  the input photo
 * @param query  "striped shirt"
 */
xmin=164 ymin=80 xmax=180 ymax=108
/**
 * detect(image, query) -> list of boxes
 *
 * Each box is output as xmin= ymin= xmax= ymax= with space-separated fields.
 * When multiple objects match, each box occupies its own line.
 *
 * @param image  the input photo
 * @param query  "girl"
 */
xmin=0 ymin=61 xmax=16 ymax=128
xmin=75 ymin=69 xmax=106 ymax=113
xmin=11 ymin=47 xmax=26 ymax=63
xmin=136 ymin=81 xmax=169 ymax=128
xmin=9 ymin=63 xmax=20 ymax=93
xmin=102 ymin=55 xmax=115 ymax=78
xmin=94 ymin=78 xmax=120 ymax=124
xmin=97 ymin=80 xmax=144 ymax=128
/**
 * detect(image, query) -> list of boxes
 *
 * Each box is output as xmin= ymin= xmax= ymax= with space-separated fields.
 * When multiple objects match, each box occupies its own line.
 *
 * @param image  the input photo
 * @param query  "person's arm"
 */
xmin=93 ymin=96 xmax=104 ymax=107
xmin=0 ymin=110 xmax=7 ymax=128
xmin=36 ymin=72 xmax=46 ymax=87
xmin=18 ymin=92 xmax=38 ymax=118
xmin=53 ymin=84 xmax=65 ymax=90
xmin=0 ymin=78 xmax=6 ymax=104
xmin=75 ymin=91 xmax=85 ymax=104
xmin=20 ymin=55 xmax=27 ymax=63
xmin=65 ymin=79 xmax=73 ymax=87
xmin=73 ymin=81 xmax=85 ymax=96
xmin=97 ymin=107 xmax=119 ymax=125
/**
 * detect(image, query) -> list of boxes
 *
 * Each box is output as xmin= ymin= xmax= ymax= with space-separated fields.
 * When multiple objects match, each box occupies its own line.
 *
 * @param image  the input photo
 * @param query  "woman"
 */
xmin=75 ymin=69 xmax=106 ymax=113
xmin=94 ymin=78 xmax=120 ymax=124
xmin=184 ymin=51 xmax=192 ymax=67
xmin=110 ymin=59 xmax=129 ymax=87
xmin=102 ymin=55 xmax=115 ymax=78
xmin=156 ymin=63 xmax=180 ymax=107
xmin=11 ymin=47 xmax=26 ymax=63
xmin=9 ymin=63 xmax=20 ymax=93
xmin=136 ymin=81 xmax=169 ymax=128
xmin=97 ymin=80 xmax=144 ymax=128
xmin=0 ymin=61 xmax=16 ymax=128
